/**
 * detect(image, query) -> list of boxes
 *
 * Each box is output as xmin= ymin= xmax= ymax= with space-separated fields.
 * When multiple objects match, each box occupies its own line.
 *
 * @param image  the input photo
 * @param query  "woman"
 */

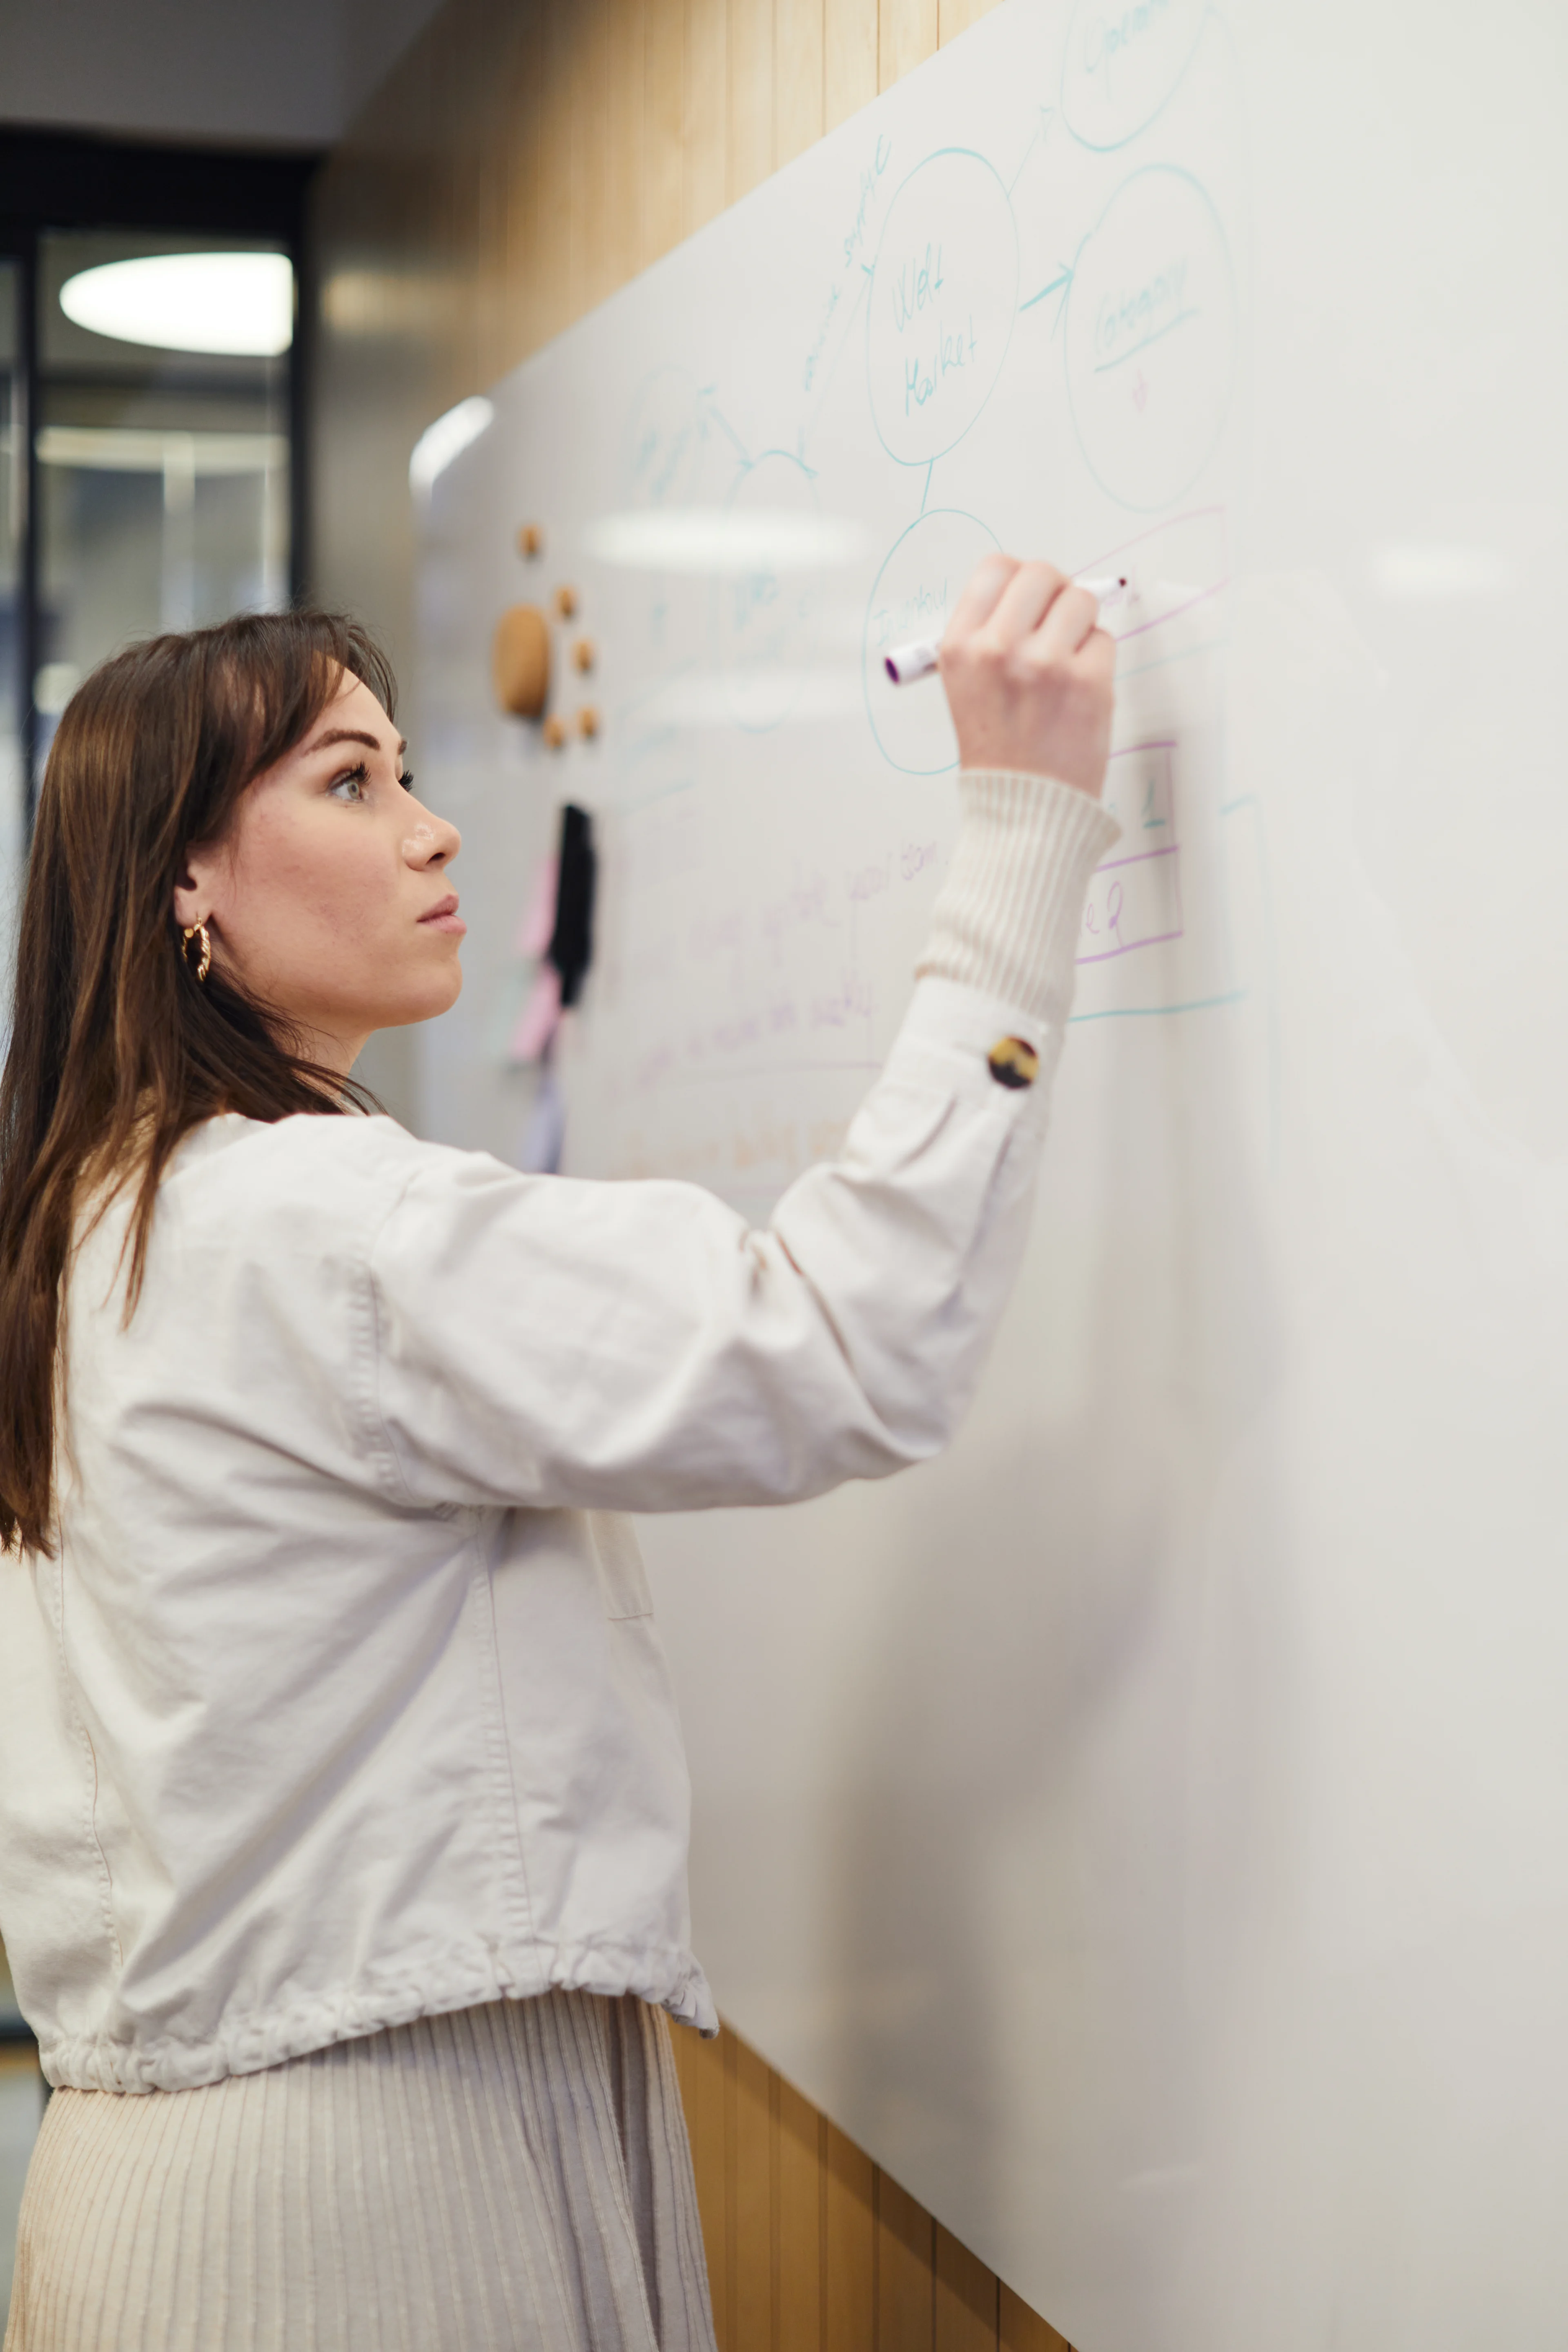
xmin=0 ymin=554 xmax=1116 ymax=2352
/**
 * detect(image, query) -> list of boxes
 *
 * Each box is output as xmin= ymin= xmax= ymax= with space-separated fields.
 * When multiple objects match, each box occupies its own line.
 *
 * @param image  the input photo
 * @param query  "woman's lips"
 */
xmin=419 ymin=894 xmax=466 ymax=936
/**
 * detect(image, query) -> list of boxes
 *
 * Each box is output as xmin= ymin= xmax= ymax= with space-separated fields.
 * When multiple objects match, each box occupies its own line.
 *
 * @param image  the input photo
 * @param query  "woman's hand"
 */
xmin=939 ymin=555 xmax=1116 ymax=797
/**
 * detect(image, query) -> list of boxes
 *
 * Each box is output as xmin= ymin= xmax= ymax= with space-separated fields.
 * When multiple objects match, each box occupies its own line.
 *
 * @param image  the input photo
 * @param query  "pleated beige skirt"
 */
xmin=4 ymin=1992 xmax=717 ymax=2352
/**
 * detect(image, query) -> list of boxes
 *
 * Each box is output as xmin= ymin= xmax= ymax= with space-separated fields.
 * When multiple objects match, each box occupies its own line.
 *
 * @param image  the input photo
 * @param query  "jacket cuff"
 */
xmin=915 ymin=770 xmax=1122 ymax=1027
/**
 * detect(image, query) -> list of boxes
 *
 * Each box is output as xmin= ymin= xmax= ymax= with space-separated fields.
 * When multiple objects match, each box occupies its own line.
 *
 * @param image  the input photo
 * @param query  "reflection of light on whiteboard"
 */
xmin=409 ymin=396 xmax=494 ymax=497
xmin=1370 ymin=544 xmax=1512 ymax=600
xmin=657 ymin=668 xmax=863 ymax=725
xmin=585 ymin=510 xmax=867 ymax=573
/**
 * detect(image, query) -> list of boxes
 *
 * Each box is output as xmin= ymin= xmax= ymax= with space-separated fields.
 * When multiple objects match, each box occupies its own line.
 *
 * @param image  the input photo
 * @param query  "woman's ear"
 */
xmin=171 ymin=842 xmax=221 ymax=934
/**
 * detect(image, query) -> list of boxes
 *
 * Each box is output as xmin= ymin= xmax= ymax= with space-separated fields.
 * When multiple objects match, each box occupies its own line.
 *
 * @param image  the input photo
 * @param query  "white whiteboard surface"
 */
xmin=413 ymin=5 xmax=1568 ymax=2344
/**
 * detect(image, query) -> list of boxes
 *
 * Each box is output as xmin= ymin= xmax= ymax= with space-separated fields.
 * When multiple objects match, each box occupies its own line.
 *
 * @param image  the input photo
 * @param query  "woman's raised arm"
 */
xmin=368 ymin=555 xmax=1118 ymax=1515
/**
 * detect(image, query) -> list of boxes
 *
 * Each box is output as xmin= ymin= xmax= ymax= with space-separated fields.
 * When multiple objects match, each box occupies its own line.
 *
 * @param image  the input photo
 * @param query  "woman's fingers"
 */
xmin=948 ymin=554 xmax=1102 ymax=658
xmin=937 ymin=550 xmax=1117 ymax=797
xmin=1033 ymin=582 xmax=1100 ymax=661
xmin=944 ymin=552 xmax=1022 ymax=640
xmin=984 ymin=560 xmax=1070 ymax=650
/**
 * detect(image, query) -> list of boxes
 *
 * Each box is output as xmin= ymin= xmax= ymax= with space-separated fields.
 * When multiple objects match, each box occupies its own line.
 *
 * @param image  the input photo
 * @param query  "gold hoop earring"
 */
xmin=181 ymin=922 xmax=212 ymax=984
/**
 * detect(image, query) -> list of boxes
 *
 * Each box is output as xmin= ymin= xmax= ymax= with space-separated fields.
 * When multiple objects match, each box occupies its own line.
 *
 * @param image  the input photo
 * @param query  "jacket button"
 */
xmin=987 ymin=1035 xmax=1040 ymax=1089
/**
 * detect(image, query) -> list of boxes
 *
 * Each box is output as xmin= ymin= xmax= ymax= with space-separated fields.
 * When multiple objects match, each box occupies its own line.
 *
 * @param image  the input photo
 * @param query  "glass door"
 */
xmin=33 ymin=231 xmax=292 ymax=775
xmin=0 ymin=257 xmax=23 ymax=1010
xmin=0 ymin=253 xmax=45 ymax=2342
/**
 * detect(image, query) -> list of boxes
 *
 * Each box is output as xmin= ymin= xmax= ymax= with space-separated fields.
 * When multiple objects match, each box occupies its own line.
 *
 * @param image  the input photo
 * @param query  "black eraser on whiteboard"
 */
xmin=547 ymin=803 xmax=596 ymax=1009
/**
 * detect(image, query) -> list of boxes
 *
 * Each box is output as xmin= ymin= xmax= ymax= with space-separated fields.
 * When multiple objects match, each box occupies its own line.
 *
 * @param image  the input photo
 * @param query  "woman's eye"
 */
xmin=329 ymin=763 xmax=368 ymax=802
xmin=399 ymin=770 xmax=414 ymax=793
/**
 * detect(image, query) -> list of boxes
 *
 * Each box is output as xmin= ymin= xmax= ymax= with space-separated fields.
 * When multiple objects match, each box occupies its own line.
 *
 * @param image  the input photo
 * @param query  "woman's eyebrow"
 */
xmin=306 ymin=727 xmax=409 ymax=757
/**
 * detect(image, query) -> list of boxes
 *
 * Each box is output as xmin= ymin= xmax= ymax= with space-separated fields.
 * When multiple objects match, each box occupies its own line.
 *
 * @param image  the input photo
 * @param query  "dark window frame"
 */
xmin=0 ymin=128 xmax=323 ymax=823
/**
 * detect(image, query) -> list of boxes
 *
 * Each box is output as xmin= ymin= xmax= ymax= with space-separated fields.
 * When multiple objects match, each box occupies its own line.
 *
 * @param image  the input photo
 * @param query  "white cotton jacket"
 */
xmin=0 ymin=773 xmax=1116 ymax=2094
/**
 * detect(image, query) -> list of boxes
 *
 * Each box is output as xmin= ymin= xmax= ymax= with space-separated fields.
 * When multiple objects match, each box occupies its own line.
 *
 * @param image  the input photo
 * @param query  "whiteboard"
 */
xmin=413 ymin=4 xmax=1568 ymax=2344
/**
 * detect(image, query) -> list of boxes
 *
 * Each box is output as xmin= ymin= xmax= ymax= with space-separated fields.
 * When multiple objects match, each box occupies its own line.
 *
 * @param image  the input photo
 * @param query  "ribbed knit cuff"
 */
xmin=915 ymin=771 xmax=1122 ymax=1026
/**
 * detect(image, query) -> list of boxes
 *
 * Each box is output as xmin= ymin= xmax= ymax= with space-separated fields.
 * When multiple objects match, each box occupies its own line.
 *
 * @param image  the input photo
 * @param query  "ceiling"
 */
xmin=0 ymin=0 xmax=447 ymax=150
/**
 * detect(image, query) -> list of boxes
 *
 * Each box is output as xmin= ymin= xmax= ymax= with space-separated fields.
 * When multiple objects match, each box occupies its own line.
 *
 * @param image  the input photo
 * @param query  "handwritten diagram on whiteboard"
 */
xmin=415 ymin=0 xmax=1258 ymax=1194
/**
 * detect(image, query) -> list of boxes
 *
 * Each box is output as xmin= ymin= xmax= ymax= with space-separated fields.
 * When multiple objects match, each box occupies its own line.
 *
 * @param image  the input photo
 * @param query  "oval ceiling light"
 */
xmin=59 ymin=252 xmax=294 ymax=357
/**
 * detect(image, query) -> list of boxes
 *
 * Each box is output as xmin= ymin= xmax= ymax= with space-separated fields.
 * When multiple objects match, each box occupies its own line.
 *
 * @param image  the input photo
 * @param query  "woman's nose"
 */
xmin=402 ymin=804 xmax=461 ymax=866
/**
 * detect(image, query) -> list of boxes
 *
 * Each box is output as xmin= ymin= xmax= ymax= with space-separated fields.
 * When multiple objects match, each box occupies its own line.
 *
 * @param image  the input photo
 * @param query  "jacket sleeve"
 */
xmin=366 ymin=772 xmax=1118 ymax=1515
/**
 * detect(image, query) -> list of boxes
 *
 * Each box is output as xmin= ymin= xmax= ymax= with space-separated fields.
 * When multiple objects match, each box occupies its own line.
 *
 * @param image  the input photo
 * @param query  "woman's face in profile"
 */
xmin=174 ymin=670 xmax=465 ymax=1069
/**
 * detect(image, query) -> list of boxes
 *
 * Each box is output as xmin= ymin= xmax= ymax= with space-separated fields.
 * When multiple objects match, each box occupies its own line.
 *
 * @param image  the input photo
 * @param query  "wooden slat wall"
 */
xmin=309 ymin=11 xmax=1079 ymax=2342
xmin=667 ymin=2018 xmax=1076 ymax=2352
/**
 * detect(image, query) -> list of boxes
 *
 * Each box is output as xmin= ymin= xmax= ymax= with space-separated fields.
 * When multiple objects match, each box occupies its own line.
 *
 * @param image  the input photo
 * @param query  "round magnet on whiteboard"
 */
xmin=553 ymin=584 xmax=579 ymax=620
xmin=517 ymin=523 xmax=544 ymax=558
xmin=491 ymin=604 xmax=551 ymax=719
xmin=987 ymin=1036 xmax=1040 ymax=1089
xmin=572 ymin=637 xmax=595 ymax=673
xmin=577 ymin=705 xmax=600 ymax=739
xmin=542 ymin=715 xmax=568 ymax=750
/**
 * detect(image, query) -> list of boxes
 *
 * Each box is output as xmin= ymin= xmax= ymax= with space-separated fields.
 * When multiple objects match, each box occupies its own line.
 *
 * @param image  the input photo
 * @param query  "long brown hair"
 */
xmin=0 ymin=610 xmax=398 ymax=1555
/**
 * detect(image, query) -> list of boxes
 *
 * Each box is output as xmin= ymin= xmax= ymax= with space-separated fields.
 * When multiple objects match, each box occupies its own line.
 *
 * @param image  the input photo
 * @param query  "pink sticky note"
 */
xmin=514 ymin=856 xmax=559 ymax=960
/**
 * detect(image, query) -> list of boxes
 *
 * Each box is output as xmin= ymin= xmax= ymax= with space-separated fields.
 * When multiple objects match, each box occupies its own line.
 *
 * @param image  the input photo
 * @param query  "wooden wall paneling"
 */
xmin=604 ymin=0 xmax=648 ymax=297
xmin=998 ymin=2283 xmax=1074 ymax=2352
xmin=878 ymin=0 xmax=940 ymax=90
xmin=557 ymin=0 xmax=594 ymax=340
xmin=876 ymin=2168 xmax=936 ymax=2351
xmin=573 ymin=0 xmax=645 ymax=320
xmin=937 ymin=0 xmax=1003 ymax=47
xmin=823 ymin=0 xmax=877 ymax=129
xmin=676 ymin=2024 xmax=733 ymax=2341
xmin=684 ymin=0 xmax=730 ymax=237
xmin=935 ymin=2222 xmax=1000 ymax=2352
xmin=408 ymin=7 xmax=452 ymax=410
xmin=773 ymin=0 xmax=824 ymax=167
xmin=777 ymin=2075 xmax=824 ymax=2352
xmin=449 ymin=0 xmax=487 ymax=397
xmin=532 ymin=0 xmax=579 ymax=348
xmin=731 ymin=2029 xmax=776 ymax=2348
xmin=466 ymin=0 xmax=502 ymax=392
xmin=728 ymin=0 xmax=777 ymax=203
xmin=503 ymin=3 xmax=547 ymax=367
xmin=468 ymin=0 xmax=518 ymax=391
xmin=500 ymin=1 xmax=538 ymax=363
xmin=447 ymin=0 xmax=479 ymax=394
xmin=643 ymin=0 xmax=688 ymax=266
xmin=823 ymin=2117 xmax=876 ymax=2352
xmin=416 ymin=11 xmax=451 ymax=406
xmin=567 ymin=0 xmax=609 ymax=318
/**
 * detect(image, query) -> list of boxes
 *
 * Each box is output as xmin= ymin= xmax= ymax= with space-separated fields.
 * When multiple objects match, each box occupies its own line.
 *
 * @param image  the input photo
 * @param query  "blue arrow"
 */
xmin=1021 ymin=267 xmax=1072 ymax=313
